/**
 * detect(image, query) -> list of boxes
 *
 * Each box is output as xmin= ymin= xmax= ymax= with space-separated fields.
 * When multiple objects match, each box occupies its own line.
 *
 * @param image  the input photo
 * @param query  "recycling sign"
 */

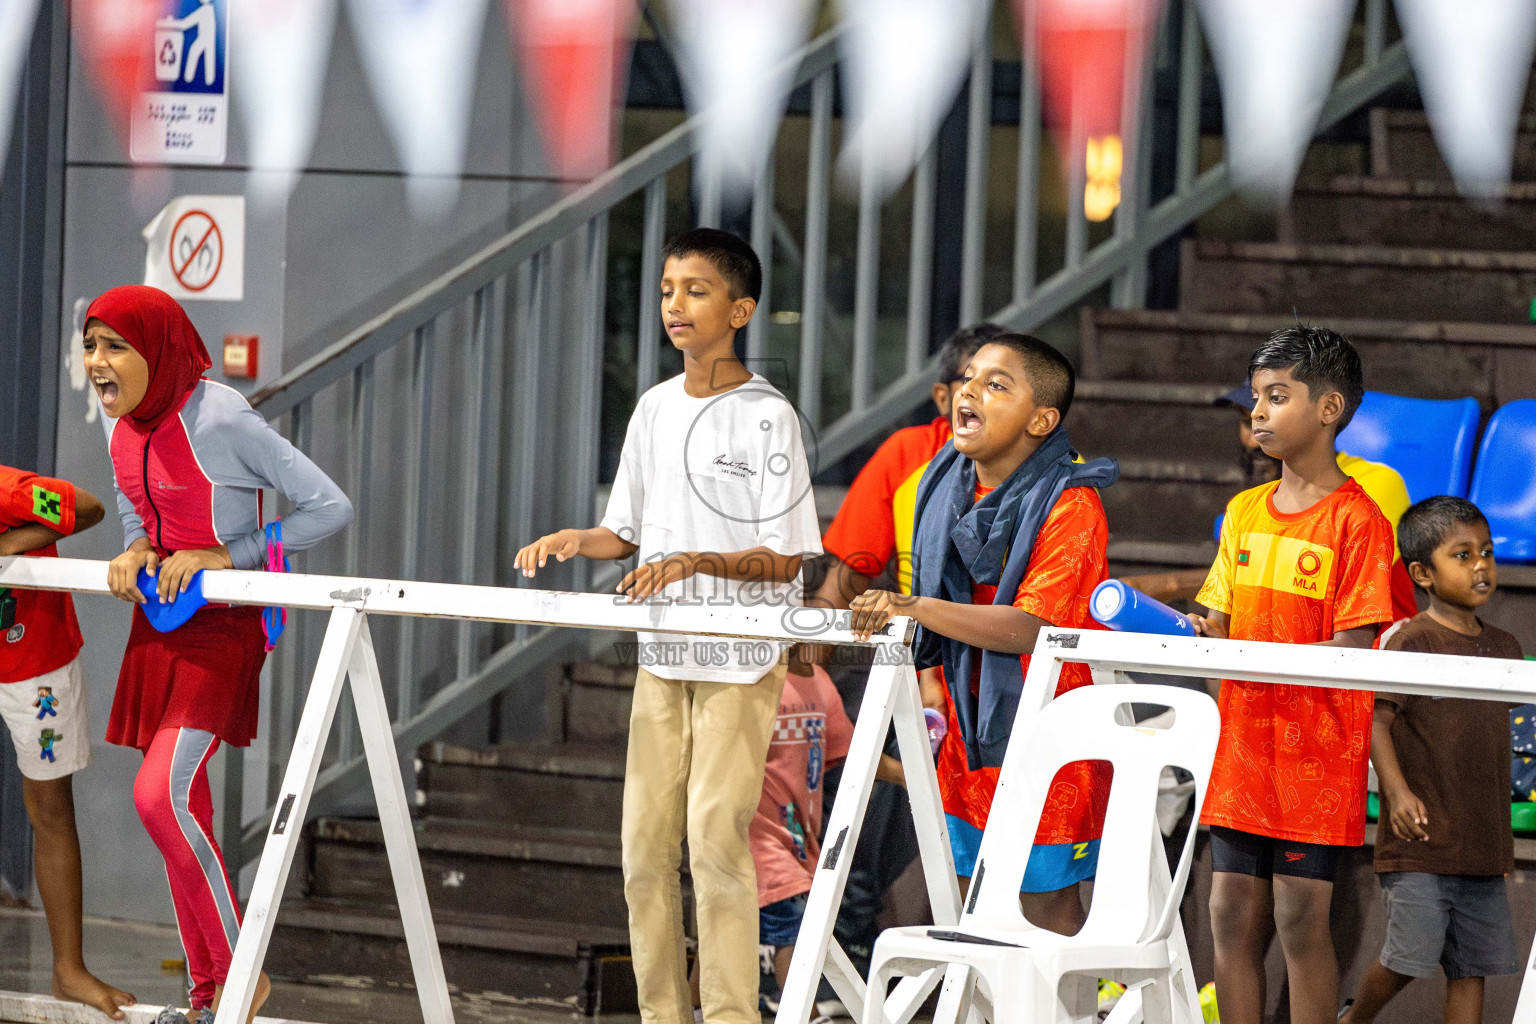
xmin=131 ymin=0 xmax=230 ymax=165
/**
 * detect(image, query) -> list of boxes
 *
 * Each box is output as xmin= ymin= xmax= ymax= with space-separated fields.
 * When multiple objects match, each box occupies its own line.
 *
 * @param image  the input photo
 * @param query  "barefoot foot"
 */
xmin=211 ymin=971 xmax=271 ymax=1024
xmin=52 ymin=963 xmax=135 ymax=1021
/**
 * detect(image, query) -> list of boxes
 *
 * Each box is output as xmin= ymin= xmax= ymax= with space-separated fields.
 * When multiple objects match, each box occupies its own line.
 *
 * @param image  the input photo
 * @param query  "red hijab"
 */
xmin=86 ymin=285 xmax=212 ymax=430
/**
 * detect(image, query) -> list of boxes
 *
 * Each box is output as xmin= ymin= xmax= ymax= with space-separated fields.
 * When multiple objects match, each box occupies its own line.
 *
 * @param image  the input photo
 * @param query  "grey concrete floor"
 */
xmin=0 ymin=908 xmax=643 ymax=1024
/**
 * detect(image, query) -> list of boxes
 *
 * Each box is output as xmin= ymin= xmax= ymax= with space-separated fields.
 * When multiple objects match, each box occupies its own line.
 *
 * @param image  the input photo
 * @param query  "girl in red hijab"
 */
xmin=85 ymin=286 xmax=352 ymax=1024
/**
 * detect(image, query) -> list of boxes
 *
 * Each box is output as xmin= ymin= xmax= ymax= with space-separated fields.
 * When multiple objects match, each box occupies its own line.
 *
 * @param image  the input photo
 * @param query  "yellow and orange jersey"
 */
xmin=821 ymin=416 xmax=952 ymax=594
xmin=1196 ymin=477 xmax=1395 ymax=845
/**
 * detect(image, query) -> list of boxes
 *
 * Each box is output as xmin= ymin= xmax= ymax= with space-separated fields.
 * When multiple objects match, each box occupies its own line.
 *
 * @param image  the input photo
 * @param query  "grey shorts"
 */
xmin=1379 ymin=872 xmax=1518 ymax=980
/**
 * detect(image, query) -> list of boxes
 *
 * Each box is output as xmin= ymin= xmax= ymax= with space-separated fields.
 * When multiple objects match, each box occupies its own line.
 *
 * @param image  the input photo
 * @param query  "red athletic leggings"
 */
xmin=134 ymin=727 xmax=242 ymax=1009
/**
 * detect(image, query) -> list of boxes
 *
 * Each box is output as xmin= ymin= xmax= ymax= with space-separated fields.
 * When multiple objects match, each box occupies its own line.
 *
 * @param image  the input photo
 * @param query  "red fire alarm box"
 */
xmin=223 ymin=335 xmax=258 ymax=379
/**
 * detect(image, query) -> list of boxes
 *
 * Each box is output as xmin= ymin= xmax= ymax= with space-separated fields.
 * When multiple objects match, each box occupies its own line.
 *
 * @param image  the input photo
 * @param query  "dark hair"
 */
xmin=973 ymin=332 xmax=1076 ymax=418
xmin=1398 ymin=496 xmax=1490 ymax=583
xmin=937 ymin=322 xmax=1011 ymax=385
xmin=1247 ymin=324 xmax=1365 ymax=432
xmin=660 ymin=228 xmax=762 ymax=302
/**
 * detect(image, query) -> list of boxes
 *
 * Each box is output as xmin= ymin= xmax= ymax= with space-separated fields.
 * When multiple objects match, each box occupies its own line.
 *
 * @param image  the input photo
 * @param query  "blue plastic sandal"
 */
xmin=137 ymin=567 xmax=207 ymax=633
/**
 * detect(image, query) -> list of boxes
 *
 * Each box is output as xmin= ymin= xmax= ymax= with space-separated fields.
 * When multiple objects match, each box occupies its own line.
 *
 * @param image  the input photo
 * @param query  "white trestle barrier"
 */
xmin=12 ymin=558 xmax=1536 ymax=1024
xmin=0 ymin=557 xmax=921 ymax=1024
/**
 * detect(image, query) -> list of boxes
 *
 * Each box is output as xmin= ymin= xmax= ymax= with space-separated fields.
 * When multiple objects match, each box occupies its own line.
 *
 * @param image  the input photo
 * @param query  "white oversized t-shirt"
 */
xmin=600 ymin=373 xmax=823 ymax=684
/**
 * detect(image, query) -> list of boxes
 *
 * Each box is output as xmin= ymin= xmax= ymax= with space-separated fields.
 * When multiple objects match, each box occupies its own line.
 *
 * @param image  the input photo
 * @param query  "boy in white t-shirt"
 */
xmin=516 ymin=228 xmax=822 ymax=1024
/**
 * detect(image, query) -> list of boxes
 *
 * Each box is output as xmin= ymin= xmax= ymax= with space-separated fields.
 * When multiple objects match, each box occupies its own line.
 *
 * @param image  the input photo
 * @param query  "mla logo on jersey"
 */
xmin=1292 ymin=548 xmax=1324 ymax=593
xmin=1234 ymin=532 xmax=1335 ymax=599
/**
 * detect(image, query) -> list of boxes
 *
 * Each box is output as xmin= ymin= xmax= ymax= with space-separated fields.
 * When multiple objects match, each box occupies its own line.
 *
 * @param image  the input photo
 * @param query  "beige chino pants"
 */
xmin=621 ymin=662 xmax=788 ymax=1024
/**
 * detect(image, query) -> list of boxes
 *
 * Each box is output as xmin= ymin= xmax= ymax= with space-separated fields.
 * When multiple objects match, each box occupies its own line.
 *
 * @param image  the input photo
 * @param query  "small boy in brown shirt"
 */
xmin=1341 ymin=496 xmax=1522 ymax=1024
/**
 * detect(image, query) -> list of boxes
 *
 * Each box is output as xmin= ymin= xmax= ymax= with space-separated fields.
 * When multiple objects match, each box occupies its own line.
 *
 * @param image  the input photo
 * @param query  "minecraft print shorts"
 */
xmin=0 ymin=655 xmax=92 ymax=780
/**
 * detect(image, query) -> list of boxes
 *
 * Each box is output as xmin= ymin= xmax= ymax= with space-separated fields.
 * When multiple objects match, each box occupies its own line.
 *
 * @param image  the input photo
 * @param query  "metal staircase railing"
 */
xmin=228 ymin=1 xmax=1410 ymax=868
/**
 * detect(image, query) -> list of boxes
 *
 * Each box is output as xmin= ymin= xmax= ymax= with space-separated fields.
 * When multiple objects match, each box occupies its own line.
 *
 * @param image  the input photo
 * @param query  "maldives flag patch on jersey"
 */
xmin=1237 ymin=549 xmax=1250 ymax=566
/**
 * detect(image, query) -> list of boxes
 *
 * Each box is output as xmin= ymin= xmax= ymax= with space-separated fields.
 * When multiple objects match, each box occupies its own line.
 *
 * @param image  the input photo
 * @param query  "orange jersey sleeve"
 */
xmin=1388 ymin=558 xmax=1418 ymax=623
xmin=1197 ymin=505 xmax=1238 ymax=616
xmin=1330 ymin=498 xmax=1398 ymax=634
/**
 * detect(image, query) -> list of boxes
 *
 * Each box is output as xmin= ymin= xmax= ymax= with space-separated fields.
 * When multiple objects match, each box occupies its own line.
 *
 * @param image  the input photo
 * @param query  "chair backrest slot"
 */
xmin=965 ymin=683 xmax=1220 ymax=948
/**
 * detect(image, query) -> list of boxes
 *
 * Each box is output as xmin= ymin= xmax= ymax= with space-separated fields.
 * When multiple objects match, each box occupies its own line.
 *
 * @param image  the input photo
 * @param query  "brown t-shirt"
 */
xmin=1375 ymin=614 xmax=1523 ymax=876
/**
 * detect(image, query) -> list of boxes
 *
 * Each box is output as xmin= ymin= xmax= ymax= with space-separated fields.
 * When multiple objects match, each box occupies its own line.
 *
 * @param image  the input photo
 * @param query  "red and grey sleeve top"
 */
xmin=109 ymin=380 xmax=354 ymax=569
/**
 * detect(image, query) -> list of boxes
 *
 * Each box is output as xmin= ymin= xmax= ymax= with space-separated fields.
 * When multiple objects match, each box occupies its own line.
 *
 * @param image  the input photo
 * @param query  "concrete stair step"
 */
xmin=1100 ymin=460 xmax=1240 ymax=547
xmin=1107 ymin=540 xmax=1217 ymax=604
xmin=1287 ymin=176 xmax=1536 ymax=251
xmin=308 ymin=817 xmax=632 ymax=929
xmin=266 ymin=897 xmax=636 ymax=1015
xmin=1371 ymin=108 xmax=1536 ymax=184
xmin=564 ymin=662 xmax=634 ymax=745
xmin=1079 ymin=308 xmax=1536 ymax=405
xmin=1071 ymin=381 xmax=1244 ymax=466
xmin=1179 ymin=239 xmax=1536 ymax=324
xmin=418 ymin=741 xmax=625 ymax=834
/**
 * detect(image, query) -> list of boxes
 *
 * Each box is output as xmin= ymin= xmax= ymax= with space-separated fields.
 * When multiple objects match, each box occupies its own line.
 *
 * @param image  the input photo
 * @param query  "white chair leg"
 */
xmin=1140 ymin=972 xmax=1177 ymax=1024
xmin=867 ymin=954 xmax=938 ymax=1024
xmin=1060 ymin=973 xmax=1098 ymax=1024
xmin=1103 ymin=981 xmax=1150 ymax=1024
xmin=987 ymin=961 xmax=1051 ymax=1024
xmin=931 ymin=964 xmax=976 ymax=1024
xmin=1165 ymin=942 xmax=1204 ymax=1024
xmin=864 ymin=958 xmax=899 ymax=1024
xmin=969 ymin=984 xmax=994 ymax=1024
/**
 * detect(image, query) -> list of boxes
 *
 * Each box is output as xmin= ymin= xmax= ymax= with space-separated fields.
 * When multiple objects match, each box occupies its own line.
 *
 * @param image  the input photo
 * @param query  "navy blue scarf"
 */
xmin=911 ymin=428 xmax=1118 ymax=769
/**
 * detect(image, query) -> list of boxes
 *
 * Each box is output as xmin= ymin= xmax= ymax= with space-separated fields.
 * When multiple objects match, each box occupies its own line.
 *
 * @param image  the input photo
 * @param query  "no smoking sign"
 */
xmin=143 ymin=195 xmax=245 ymax=301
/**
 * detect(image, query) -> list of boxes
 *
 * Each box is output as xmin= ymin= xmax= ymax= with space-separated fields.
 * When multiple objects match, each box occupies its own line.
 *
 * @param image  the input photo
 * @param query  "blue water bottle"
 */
xmin=1090 ymin=580 xmax=1196 ymax=637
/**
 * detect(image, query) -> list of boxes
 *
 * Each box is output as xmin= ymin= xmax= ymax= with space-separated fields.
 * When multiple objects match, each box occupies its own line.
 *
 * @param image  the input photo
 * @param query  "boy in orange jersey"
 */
xmin=810 ymin=322 xmax=1006 ymax=980
xmin=1190 ymin=325 xmax=1396 ymax=1024
xmin=818 ymin=322 xmax=1008 ymax=604
xmin=849 ymin=334 xmax=1117 ymax=935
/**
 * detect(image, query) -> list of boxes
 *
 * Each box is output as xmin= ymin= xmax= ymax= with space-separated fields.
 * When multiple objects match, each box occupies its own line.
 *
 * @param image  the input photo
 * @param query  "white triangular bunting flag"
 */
xmin=1395 ymin=0 xmax=1536 ymax=197
xmin=670 ymin=0 xmax=816 ymax=197
xmin=838 ymin=0 xmax=990 ymax=197
xmin=0 ymin=0 xmax=39 ymax=173
xmin=345 ymin=0 xmax=492 ymax=218
xmin=234 ymin=0 xmax=338 ymax=205
xmin=1195 ymin=0 xmax=1354 ymax=205
xmin=234 ymin=0 xmax=339 ymax=207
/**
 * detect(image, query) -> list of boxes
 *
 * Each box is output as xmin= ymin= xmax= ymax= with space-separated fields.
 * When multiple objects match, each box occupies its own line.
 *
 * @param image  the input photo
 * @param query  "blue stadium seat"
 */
xmin=1468 ymin=400 xmax=1536 ymax=563
xmin=1337 ymin=392 xmax=1481 ymax=502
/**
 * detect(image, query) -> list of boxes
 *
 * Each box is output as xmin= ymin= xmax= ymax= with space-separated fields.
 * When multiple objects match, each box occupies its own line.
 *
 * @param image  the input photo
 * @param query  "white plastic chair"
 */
xmin=864 ymin=684 xmax=1220 ymax=1024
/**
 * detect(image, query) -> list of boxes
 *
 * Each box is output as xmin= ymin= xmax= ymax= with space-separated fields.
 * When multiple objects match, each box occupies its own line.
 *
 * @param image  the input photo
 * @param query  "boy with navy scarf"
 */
xmin=850 ymin=333 xmax=1117 ymax=935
